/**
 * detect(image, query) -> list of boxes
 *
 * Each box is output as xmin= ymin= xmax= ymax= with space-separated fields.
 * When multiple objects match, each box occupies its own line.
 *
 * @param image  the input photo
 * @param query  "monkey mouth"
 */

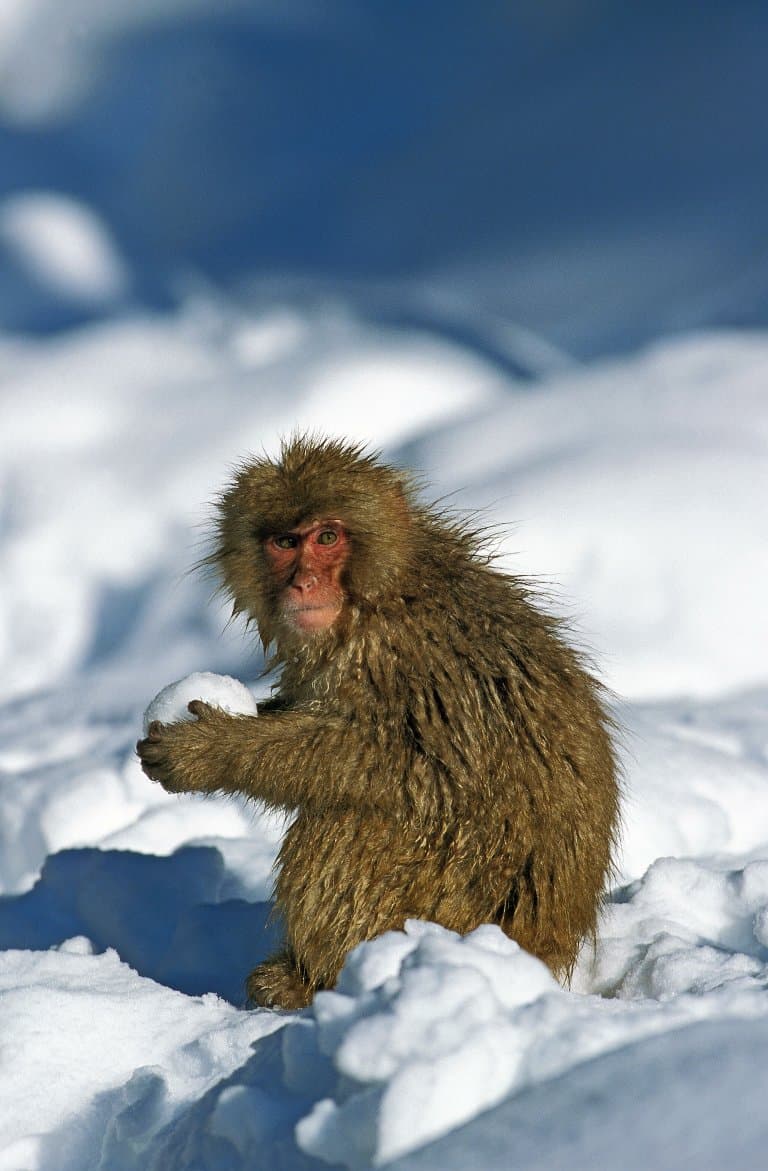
xmin=286 ymin=604 xmax=339 ymax=614
xmin=284 ymin=604 xmax=341 ymax=632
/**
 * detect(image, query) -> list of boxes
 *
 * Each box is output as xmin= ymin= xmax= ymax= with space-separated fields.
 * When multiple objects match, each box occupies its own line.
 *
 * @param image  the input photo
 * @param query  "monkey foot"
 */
xmin=245 ymin=952 xmax=315 ymax=1010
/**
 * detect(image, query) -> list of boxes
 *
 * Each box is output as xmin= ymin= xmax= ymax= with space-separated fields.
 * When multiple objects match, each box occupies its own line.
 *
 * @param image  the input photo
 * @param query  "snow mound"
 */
xmin=0 ymin=944 xmax=282 ymax=1170
xmin=584 ymin=855 xmax=768 ymax=1001
xmin=298 ymin=923 xmax=558 ymax=1165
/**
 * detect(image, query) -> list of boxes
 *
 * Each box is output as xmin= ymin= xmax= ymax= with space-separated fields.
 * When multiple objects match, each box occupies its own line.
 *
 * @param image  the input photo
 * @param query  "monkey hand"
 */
xmin=136 ymin=700 xmax=235 ymax=794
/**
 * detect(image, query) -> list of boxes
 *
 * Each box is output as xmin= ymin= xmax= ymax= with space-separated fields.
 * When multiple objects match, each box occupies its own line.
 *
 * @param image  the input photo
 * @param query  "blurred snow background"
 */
xmin=1 ymin=4 xmax=768 ymax=1169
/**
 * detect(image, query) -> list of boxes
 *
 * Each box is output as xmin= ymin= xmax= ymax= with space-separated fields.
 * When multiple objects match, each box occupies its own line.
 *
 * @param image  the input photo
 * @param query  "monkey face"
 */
xmin=264 ymin=519 xmax=349 ymax=634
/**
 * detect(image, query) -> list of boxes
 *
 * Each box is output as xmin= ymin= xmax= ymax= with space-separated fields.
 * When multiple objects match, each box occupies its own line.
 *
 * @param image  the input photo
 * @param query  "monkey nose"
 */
xmin=291 ymin=572 xmax=317 ymax=593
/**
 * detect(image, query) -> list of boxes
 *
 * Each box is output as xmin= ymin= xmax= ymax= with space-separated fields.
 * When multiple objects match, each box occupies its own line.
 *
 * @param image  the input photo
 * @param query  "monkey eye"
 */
xmin=316 ymin=530 xmax=338 ymax=546
xmin=272 ymin=534 xmax=299 ymax=550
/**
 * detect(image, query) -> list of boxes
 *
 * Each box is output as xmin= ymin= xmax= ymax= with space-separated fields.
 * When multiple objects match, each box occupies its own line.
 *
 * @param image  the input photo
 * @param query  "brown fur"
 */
xmin=138 ymin=435 xmax=620 ymax=1008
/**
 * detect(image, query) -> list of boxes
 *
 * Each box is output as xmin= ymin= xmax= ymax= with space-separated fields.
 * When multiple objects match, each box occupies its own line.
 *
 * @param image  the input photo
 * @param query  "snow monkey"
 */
xmin=138 ymin=436 xmax=619 ymax=1009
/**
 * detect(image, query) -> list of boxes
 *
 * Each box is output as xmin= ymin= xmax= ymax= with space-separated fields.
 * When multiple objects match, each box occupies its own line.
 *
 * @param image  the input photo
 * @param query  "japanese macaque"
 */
xmin=138 ymin=436 xmax=619 ymax=1009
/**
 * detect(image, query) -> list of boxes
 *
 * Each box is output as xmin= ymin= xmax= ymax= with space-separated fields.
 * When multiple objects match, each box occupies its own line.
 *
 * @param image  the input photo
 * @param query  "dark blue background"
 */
xmin=2 ymin=1 xmax=766 ymax=359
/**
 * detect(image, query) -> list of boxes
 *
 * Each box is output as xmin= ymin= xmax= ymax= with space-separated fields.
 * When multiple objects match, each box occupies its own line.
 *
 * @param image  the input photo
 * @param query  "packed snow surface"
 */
xmin=1 ymin=303 xmax=768 ymax=1170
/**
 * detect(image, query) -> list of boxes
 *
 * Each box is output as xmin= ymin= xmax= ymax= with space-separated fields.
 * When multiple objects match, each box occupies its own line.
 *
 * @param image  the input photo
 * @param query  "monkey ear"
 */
xmin=388 ymin=480 xmax=415 ymax=539
xmin=341 ymin=474 xmax=417 ymax=602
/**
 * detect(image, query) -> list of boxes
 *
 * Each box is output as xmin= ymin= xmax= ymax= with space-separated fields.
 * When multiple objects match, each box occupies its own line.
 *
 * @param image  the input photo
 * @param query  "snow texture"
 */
xmin=1 ymin=306 xmax=767 ymax=1171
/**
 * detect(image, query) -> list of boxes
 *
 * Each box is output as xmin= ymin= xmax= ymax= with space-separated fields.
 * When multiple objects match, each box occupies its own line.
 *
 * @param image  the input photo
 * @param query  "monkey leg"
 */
xmin=245 ymin=949 xmax=315 ymax=1010
xmin=276 ymin=811 xmax=507 ymax=994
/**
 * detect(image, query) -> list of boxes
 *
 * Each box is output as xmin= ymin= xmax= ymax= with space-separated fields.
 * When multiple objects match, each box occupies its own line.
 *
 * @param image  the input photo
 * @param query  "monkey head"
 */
xmin=211 ymin=436 xmax=415 ymax=648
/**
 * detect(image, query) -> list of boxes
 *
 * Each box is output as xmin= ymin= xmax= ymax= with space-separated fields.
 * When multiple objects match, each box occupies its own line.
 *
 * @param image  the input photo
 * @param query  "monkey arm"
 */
xmin=137 ymin=700 xmax=421 ymax=815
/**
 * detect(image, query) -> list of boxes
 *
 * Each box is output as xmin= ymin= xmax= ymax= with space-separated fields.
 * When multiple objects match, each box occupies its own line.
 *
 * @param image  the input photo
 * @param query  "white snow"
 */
xmin=1 ymin=301 xmax=768 ymax=1170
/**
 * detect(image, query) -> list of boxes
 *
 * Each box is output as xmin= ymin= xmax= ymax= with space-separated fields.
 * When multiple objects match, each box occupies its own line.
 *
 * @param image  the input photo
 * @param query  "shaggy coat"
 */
xmin=141 ymin=437 xmax=620 ymax=1007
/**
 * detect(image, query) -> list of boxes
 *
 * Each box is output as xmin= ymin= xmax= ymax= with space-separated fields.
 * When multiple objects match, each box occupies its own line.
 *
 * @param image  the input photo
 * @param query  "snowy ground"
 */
xmin=1 ymin=303 xmax=767 ymax=1169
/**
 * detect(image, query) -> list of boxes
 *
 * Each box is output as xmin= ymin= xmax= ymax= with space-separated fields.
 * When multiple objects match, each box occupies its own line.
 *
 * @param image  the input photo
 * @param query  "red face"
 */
xmin=264 ymin=520 xmax=349 ymax=634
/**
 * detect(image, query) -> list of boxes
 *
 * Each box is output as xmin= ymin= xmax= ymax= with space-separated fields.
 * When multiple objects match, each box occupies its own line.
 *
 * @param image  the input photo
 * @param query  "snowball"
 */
xmin=142 ymin=672 xmax=258 ymax=735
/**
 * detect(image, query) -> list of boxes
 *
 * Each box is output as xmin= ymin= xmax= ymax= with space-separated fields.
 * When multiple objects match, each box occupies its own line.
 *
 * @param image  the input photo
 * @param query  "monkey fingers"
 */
xmin=187 ymin=699 xmax=217 ymax=720
xmin=136 ymin=707 xmax=241 ymax=795
xmin=136 ymin=727 xmax=186 ymax=792
xmin=136 ymin=719 xmax=207 ymax=794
